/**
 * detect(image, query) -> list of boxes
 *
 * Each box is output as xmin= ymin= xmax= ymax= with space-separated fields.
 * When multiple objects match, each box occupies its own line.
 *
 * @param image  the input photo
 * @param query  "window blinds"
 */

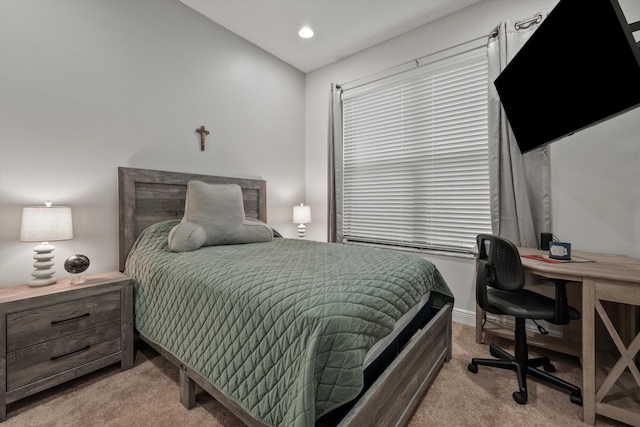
xmin=341 ymin=49 xmax=491 ymax=252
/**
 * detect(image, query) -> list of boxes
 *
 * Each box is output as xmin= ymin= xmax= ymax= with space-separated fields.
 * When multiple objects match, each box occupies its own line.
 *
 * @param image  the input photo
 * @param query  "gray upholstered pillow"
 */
xmin=183 ymin=181 xmax=272 ymax=246
xmin=242 ymin=218 xmax=274 ymax=242
xmin=184 ymin=181 xmax=246 ymax=246
xmin=167 ymin=221 xmax=206 ymax=252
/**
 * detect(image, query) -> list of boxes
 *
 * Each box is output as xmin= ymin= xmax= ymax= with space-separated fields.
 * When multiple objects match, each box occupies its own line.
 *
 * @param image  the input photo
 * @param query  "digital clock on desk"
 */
xmin=549 ymin=241 xmax=571 ymax=260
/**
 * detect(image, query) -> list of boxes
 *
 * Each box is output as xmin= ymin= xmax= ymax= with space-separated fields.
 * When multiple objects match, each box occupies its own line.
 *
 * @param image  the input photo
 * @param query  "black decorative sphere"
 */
xmin=64 ymin=254 xmax=90 ymax=274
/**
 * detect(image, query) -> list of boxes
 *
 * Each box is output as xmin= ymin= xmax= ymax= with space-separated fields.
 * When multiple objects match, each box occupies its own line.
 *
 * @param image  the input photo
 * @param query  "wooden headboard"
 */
xmin=118 ymin=167 xmax=267 ymax=271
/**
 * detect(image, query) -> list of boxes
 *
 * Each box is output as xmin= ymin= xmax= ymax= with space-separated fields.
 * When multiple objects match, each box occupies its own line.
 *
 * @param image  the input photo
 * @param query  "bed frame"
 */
xmin=118 ymin=167 xmax=452 ymax=427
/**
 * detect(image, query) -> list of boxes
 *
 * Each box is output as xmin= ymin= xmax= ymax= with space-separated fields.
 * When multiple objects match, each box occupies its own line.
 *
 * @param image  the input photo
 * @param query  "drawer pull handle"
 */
xmin=51 ymin=345 xmax=91 ymax=361
xmin=50 ymin=312 xmax=90 ymax=325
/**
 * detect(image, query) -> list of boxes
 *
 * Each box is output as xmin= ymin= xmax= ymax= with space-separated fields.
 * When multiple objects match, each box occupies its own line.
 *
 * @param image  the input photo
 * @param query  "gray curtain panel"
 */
xmin=328 ymin=83 xmax=343 ymax=243
xmin=487 ymin=12 xmax=551 ymax=248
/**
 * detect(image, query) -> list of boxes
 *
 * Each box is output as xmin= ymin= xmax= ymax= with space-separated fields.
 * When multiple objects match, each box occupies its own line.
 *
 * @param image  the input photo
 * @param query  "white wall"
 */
xmin=2 ymin=0 xmax=638 ymax=307
xmin=305 ymin=0 xmax=640 ymax=320
xmin=551 ymin=113 xmax=640 ymax=258
xmin=0 ymin=0 xmax=306 ymax=287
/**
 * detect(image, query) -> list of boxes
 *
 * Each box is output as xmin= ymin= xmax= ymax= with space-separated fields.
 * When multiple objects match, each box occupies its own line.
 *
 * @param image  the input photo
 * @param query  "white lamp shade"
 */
xmin=293 ymin=204 xmax=311 ymax=224
xmin=20 ymin=206 xmax=73 ymax=242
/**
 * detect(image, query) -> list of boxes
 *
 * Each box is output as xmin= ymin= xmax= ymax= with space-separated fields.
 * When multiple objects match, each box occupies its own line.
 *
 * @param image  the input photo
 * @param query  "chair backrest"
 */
xmin=476 ymin=234 xmax=525 ymax=311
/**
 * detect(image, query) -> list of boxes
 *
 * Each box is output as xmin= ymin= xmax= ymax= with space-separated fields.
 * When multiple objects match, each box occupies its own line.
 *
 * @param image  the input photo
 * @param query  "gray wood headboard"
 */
xmin=118 ymin=167 xmax=267 ymax=271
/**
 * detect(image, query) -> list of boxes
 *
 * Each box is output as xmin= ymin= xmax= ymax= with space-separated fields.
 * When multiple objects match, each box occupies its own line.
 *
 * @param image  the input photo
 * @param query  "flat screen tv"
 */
xmin=494 ymin=0 xmax=640 ymax=153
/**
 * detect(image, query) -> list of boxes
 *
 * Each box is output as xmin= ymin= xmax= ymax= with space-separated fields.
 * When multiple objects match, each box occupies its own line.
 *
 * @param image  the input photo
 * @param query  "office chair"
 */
xmin=468 ymin=234 xmax=582 ymax=406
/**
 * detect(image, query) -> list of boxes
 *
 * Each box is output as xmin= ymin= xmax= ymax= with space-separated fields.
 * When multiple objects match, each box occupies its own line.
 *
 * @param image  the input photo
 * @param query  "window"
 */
xmin=340 ymin=49 xmax=491 ymax=253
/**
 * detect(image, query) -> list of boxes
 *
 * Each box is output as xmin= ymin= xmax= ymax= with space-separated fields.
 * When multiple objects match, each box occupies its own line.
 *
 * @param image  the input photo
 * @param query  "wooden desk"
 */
xmin=476 ymin=248 xmax=640 ymax=426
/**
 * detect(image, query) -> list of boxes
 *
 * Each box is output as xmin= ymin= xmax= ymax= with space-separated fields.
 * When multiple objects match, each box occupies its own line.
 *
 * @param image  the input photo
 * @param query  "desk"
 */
xmin=476 ymin=248 xmax=640 ymax=425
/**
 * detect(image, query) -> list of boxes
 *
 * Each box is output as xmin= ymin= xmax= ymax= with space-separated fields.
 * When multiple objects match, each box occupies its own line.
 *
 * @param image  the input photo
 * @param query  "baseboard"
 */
xmin=452 ymin=307 xmax=476 ymax=327
xmin=451 ymin=307 xmax=563 ymax=338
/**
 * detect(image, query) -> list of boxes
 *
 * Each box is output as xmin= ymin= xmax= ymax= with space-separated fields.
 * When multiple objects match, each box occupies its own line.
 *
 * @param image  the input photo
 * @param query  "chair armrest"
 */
xmin=553 ymin=281 xmax=570 ymax=325
xmin=536 ymin=277 xmax=571 ymax=325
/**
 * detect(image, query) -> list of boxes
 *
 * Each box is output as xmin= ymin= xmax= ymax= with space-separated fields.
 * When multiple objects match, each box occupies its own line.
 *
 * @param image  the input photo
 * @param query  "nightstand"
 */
xmin=0 ymin=271 xmax=133 ymax=422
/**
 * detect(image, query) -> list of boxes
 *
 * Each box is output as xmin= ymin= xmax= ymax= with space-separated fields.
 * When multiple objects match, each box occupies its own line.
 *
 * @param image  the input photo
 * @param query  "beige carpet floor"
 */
xmin=4 ymin=322 xmax=629 ymax=427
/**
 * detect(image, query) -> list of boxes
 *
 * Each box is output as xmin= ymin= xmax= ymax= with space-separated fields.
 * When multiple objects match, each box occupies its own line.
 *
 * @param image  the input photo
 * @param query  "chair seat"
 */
xmin=487 ymin=288 xmax=580 ymax=323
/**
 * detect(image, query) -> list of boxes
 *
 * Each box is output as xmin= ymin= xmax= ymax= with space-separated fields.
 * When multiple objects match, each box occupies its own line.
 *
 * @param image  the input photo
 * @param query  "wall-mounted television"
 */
xmin=494 ymin=0 xmax=640 ymax=154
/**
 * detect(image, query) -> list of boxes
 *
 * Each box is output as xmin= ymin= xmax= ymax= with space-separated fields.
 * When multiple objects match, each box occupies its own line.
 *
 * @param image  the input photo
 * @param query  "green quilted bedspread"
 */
xmin=125 ymin=220 xmax=453 ymax=427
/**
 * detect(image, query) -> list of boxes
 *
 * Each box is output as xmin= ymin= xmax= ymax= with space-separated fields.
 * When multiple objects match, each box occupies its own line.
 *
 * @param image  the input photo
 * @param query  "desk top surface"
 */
xmin=517 ymin=247 xmax=640 ymax=284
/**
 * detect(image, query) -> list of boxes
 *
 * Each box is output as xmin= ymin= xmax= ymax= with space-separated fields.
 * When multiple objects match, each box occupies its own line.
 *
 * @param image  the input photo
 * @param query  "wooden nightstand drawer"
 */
xmin=6 ymin=292 xmax=121 ymax=352
xmin=0 ymin=271 xmax=134 ymax=422
xmin=6 ymin=322 xmax=121 ymax=391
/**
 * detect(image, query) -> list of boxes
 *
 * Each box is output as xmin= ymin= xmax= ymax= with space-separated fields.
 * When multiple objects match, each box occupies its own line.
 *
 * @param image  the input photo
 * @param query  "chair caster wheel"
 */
xmin=468 ymin=363 xmax=478 ymax=374
xmin=543 ymin=363 xmax=556 ymax=373
xmin=570 ymin=392 xmax=582 ymax=406
xmin=489 ymin=347 xmax=500 ymax=358
xmin=512 ymin=391 xmax=527 ymax=405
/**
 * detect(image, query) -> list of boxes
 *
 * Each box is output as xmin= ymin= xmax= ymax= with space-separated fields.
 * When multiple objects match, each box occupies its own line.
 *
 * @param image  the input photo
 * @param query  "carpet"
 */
xmin=4 ymin=322 xmax=628 ymax=426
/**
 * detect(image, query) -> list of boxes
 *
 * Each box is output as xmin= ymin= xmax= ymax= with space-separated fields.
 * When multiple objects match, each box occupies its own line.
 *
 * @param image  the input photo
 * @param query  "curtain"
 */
xmin=488 ymin=12 xmax=551 ymax=248
xmin=327 ymin=83 xmax=343 ymax=242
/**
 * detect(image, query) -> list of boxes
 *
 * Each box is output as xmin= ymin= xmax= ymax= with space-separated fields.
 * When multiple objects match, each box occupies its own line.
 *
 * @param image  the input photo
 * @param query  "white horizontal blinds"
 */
xmin=341 ymin=49 xmax=492 ymax=252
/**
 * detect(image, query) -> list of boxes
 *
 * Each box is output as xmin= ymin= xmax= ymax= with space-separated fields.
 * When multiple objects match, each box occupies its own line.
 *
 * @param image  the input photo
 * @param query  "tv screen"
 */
xmin=495 ymin=0 xmax=640 ymax=153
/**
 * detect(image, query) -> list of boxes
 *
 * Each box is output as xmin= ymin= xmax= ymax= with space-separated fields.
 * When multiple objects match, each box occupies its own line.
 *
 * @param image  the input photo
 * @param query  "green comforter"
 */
xmin=125 ymin=220 xmax=453 ymax=427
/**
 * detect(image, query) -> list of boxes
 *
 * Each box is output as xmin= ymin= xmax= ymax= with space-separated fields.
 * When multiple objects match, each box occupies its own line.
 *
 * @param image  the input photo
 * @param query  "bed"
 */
xmin=118 ymin=167 xmax=453 ymax=427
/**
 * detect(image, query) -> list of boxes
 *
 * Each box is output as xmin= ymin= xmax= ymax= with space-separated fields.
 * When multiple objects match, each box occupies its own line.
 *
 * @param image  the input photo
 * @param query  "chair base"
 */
xmin=468 ymin=319 xmax=582 ymax=406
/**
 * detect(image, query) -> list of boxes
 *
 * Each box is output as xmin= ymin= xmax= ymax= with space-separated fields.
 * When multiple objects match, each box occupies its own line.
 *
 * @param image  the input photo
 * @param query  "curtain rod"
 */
xmin=337 ymin=13 xmax=549 ymax=91
xmin=515 ymin=14 xmax=543 ymax=31
xmin=336 ymin=32 xmax=493 ymax=91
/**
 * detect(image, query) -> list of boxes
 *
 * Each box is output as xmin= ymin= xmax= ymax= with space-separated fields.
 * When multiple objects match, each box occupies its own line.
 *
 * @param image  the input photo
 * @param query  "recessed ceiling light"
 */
xmin=298 ymin=27 xmax=314 ymax=39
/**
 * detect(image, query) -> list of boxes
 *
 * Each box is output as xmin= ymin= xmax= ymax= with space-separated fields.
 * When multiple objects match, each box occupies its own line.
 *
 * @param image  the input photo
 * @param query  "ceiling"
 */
xmin=178 ymin=0 xmax=482 ymax=73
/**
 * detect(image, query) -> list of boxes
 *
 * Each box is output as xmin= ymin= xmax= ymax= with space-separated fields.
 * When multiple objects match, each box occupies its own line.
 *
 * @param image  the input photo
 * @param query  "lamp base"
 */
xmin=29 ymin=242 xmax=57 ymax=287
xmin=297 ymin=223 xmax=306 ymax=239
xmin=29 ymin=277 xmax=57 ymax=287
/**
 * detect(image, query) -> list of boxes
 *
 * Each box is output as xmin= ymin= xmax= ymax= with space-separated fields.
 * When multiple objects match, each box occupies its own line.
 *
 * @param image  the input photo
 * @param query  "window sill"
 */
xmin=342 ymin=241 xmax=476 ymax=260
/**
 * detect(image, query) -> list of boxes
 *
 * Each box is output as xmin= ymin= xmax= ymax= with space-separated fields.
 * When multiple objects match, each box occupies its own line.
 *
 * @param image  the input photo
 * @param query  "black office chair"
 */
xmin=468 ymin=234 xmax=582 ymax=406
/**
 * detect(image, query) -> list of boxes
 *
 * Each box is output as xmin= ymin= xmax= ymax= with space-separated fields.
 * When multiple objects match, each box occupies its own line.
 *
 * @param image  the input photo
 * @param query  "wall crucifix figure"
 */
xmin=196 ymin=126 xmax=209 ymax=151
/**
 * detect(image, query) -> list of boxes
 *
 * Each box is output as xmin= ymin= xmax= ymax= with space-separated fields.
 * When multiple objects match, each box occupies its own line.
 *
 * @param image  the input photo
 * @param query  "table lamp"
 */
xmin=20 ymin=201 xmax=73 ymax=287
xmin=293 ymin=204 xmax=311 ymax=239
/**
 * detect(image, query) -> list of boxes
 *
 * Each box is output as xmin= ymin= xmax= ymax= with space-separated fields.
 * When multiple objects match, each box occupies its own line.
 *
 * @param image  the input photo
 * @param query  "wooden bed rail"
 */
xmin=139 ymin=303 xmax=452 ymax=427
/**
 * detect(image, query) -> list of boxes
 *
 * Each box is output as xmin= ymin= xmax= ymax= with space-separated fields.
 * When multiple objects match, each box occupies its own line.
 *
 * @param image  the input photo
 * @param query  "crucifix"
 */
xmin=196 ymin=126 xmax=209 ymax=151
